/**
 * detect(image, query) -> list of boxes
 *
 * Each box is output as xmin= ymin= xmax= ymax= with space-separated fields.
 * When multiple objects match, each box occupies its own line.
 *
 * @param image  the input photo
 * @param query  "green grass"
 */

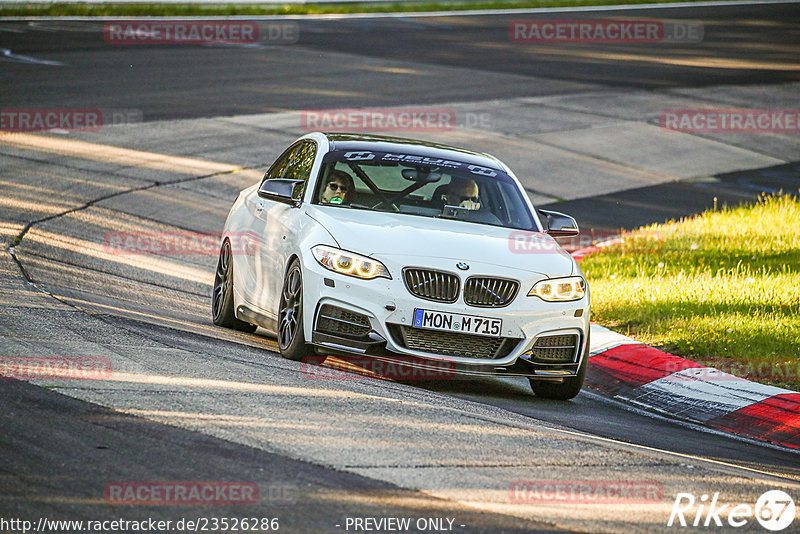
xmin=1 ymin=0 xmax=729 ymax=17
xmin=580 ymin=194 xmax=800 ymax=391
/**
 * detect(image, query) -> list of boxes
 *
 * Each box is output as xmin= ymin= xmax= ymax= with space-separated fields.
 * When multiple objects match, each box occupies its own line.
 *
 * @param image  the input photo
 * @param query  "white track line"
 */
xmin=3 ymin=0 xmax=798 ymax=21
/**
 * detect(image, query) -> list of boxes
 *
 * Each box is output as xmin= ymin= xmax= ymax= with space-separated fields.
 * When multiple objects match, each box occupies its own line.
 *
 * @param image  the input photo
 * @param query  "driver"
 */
xmin=443 ymin=178 xmax=481 ymax=211
xmin=320 ymin=170 xmax=354 ymax=205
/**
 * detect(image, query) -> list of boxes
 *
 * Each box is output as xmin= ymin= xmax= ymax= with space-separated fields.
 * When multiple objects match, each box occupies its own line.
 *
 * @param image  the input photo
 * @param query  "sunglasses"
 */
xmin=327 ymin=182 xmax=348 ymax=192
xmin=455 ymin=195 xmax=480 ymax=203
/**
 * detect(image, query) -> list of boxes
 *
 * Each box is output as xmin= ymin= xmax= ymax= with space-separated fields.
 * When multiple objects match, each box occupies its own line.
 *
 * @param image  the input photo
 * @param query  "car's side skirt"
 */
xmin=236 ymin=304 xmax=278 ymax=336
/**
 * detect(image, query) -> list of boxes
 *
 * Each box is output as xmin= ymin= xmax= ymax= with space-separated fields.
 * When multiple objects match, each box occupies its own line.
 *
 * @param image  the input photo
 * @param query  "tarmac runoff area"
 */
xmin=1 ymin=80 xmax=800 ymax=532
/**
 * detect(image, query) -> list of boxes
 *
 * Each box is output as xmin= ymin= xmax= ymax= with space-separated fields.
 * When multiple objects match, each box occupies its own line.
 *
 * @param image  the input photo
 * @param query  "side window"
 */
xmin=283 ymin=141 xmax=316 ymax=183
xmin=262 ymin=140 xmax=317 ymax=201
xmin=263 ymin=144 xmax=299 ymax=181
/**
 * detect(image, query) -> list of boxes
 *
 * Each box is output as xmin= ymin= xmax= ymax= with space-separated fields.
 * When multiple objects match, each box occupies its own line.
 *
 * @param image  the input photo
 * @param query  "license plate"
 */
xmin=412 ymin=308 xmax=502 ymax=338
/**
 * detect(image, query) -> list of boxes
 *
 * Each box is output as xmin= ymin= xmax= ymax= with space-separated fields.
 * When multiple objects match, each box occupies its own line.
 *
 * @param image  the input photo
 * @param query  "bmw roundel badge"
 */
xmin=456 ymin=262 xmax=469 ymax=271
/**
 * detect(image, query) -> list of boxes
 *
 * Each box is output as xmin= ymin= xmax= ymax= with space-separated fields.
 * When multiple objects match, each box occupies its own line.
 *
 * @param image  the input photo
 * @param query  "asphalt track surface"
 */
xmin=1 ymin=3 xmax=799 ymax=112
xmin=2 ymin=3 xmax=800 ymax=533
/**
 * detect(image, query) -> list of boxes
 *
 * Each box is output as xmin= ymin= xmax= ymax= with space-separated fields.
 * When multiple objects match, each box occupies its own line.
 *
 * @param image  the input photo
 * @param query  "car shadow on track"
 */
xmin=313 ymin=354 xmax=566 ymax=404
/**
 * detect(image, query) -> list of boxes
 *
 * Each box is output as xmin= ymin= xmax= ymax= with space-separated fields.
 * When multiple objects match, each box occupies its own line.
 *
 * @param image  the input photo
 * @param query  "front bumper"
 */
xmin=300 ymin=254 xmax=590 ymax=379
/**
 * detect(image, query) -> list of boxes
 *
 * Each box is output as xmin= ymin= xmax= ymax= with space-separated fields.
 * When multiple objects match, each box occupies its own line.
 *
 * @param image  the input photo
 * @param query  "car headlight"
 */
xmin=528 ymin=276 xmax=586 ymax=302
xmin=312 ymin=245 xmax=391 ymax=280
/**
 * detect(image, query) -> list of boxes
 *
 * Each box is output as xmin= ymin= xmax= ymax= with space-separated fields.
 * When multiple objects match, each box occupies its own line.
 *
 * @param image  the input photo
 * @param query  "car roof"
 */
xmin=323 ymin=133 xmax=505 ymax=171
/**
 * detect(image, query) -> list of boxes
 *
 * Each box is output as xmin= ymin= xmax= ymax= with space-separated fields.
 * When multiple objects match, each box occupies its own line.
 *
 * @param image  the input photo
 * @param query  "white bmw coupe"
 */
xmin=213 ymin=133 xmax=590 ymax=399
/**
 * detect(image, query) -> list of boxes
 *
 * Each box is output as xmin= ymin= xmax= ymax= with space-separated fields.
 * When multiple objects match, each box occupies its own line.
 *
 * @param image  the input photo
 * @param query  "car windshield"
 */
xmin=312 ymin=149 xmax=538 ymax=231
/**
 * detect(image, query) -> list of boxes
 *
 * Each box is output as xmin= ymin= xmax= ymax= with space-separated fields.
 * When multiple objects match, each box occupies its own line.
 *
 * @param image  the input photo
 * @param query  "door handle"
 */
xmin=256 ymin=202 xmax=265 ymax=213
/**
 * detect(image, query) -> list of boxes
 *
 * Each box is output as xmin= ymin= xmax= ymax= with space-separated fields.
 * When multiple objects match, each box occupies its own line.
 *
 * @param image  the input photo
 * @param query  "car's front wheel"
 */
xmin=212 ymin=239 xmax=257 ymax=333
xmin=278 ymin=259 xmax=312 ymax=361
xmin=529 ymin=331 xmax=589 ymax=400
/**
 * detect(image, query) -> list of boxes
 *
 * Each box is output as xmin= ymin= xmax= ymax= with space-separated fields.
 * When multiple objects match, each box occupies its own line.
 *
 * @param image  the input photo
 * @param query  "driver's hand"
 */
xmin=459 ymin=199 xmax=480 ymax=211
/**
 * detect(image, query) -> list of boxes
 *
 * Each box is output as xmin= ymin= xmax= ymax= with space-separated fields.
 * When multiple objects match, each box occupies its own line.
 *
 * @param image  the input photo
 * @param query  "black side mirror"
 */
xmin=258 ymin=179 xmax=304 ymax=207
xmin=539 ymin=209 xmax=579 ymax=237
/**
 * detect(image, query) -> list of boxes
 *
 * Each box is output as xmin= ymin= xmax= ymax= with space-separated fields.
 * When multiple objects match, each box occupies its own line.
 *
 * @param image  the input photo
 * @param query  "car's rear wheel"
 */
xmin=212 ymin=240 xmax=257 ymax=333
xmin=529 ymin=331 xmax=589 ymax=400
xmin=278 ymin=259 xmax=312 ymax=361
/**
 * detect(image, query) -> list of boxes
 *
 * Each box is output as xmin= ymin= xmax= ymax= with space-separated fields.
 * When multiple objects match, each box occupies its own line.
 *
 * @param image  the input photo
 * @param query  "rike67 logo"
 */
xmin=668 ymin=490 xmax=795 ymax=531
